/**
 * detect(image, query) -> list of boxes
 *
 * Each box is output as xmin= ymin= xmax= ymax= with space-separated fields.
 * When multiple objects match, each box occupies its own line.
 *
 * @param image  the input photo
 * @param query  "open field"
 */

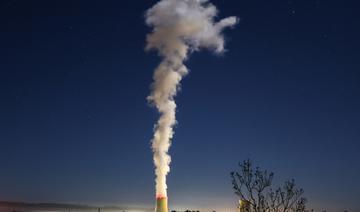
xmin=0 ymin=202 xmax=152 ymax=212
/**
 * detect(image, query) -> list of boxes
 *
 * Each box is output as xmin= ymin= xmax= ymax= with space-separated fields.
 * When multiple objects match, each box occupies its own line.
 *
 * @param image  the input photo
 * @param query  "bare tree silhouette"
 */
xmin=231 ymin=159 xmax=308 ymax=212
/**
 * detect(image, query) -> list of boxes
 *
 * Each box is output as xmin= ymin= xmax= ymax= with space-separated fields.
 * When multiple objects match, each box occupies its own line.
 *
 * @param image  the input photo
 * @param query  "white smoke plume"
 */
xmin=145 ymin=0 xmax=238 ymax=198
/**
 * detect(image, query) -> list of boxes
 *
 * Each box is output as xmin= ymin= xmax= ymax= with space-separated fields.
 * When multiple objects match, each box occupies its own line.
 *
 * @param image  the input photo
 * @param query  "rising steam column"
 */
xmin=145 ymin=1 xmax=238 ymax=212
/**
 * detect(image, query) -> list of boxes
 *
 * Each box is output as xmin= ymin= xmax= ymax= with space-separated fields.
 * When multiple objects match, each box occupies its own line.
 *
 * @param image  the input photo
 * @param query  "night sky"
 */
xmin=1 ymin=0 xmax=359 ymax=212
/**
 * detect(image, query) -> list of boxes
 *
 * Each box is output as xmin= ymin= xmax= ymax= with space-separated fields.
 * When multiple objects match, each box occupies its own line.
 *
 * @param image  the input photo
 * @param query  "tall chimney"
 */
xmin=155 ymin=197 xmax=168 ymax=212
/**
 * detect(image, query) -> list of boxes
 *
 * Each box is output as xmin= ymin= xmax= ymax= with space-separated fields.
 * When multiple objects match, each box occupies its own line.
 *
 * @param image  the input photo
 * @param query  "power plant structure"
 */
xmin=155 ymin=197 xmax=168 ymax=212
xmin=237 ymin=199 xmax=250 ymax=212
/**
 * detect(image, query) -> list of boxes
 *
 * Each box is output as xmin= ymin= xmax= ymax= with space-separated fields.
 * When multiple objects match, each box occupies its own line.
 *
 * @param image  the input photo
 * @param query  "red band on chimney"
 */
xmin=156 ymin=195 xmax=167 ymax=200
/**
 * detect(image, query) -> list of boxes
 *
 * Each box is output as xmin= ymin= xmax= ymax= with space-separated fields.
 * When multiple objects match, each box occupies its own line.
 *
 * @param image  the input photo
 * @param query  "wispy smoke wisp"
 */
xmin=145 ymin=0 xmax=238 ymax=198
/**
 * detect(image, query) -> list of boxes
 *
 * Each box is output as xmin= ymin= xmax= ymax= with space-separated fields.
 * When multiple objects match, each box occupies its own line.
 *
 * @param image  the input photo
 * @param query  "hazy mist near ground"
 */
xmin=0 ymin=207 xmax=152 ymax=212
xmin=0 ymin=205 xmax=153 ymax=212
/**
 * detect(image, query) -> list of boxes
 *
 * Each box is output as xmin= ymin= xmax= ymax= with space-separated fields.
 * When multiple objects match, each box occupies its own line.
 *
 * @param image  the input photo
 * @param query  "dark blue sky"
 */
xmin=1 ymin=0 xmax=359 ymax=211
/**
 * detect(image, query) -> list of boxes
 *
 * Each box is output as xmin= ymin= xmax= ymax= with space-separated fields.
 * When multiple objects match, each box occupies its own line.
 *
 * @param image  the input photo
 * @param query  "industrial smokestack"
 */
xmin=145 ymin=0 xmax=238 ymax=206
xmin=155 ymin=197 xmax=168 ymax=212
